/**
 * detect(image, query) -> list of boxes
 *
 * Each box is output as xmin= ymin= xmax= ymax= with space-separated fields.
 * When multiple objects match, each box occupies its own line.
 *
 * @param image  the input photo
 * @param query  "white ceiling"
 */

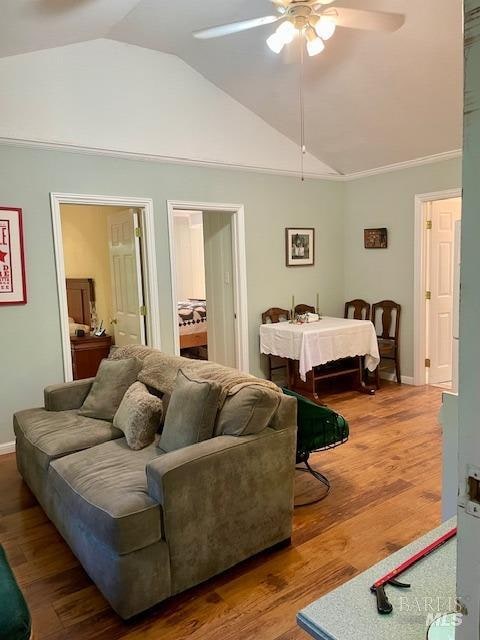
xmin=0 ymin=0 xmax=464 ymax=174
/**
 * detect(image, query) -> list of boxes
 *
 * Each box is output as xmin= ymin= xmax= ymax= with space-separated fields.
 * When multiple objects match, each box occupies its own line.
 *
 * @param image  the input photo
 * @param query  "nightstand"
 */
xmin=70 ymin=335 xmax=113 ymax=380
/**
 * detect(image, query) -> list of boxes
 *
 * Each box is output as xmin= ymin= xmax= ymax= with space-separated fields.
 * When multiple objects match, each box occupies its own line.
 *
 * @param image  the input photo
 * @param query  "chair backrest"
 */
xmin=262 ymin=307 xmax=291 ymax=324
xmin=344 ymin=299 xmax=371 ymax=321
xmin=371 ymin=300 xmax=401 ymax=341
xmin=294 ymin=304 xmax=315 ymax=315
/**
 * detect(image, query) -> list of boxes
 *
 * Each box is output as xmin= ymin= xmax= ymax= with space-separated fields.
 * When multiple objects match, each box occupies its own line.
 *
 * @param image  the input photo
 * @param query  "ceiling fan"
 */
xmin=193 ymin=0 xmax=405 ymax=57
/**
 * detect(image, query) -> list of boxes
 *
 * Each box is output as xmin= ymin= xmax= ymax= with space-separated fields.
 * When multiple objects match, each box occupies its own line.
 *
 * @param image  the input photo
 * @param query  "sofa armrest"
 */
xmin=146 ymin=426 xmax=296 ymax=595
xmin=44 ymin=378 xmax=95 ymax=412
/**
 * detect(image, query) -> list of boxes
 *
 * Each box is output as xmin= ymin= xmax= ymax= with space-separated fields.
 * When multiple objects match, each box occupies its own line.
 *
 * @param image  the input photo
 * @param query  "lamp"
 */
xmin=266 ymin=31 xmax=285 ymax=53
xmin=305 ymin=26 xmax=325 ymax=57
xmin=311 ymin=15 xmax=336 ymax=41
xmin=276 ymin=19 xmax=296 ymax=44
xmin=265 ymin=10 xmax=336 ymax=57
xmin=267 ymin=19 xmax=296 ymax=52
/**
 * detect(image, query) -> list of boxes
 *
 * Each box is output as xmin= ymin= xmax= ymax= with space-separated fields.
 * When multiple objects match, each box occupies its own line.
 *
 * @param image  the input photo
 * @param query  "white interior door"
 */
xmin=108 ymin=209 xmax=146 ymax=346
xmin=427 ymin=197 xmax=462 ymax=384
xmin=202 ymin=211 xmax=236 ymax=368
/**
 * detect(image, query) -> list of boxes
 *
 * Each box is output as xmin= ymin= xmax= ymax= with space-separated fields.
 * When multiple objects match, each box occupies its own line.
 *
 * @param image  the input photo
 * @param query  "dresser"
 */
xmin=70 ymin=335 xmax=112 ymax=380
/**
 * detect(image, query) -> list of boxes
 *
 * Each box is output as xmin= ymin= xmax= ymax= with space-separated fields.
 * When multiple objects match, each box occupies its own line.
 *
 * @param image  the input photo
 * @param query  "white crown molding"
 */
xmin=0 ymin=440 xmax=15 ymax=455
xmin=0 ymin=136 xmax=342 ymax=181
xmin=0 ymin=136 xmax=463 ymax=182
xmin=345 ymin=149 xmax=463 ymax=181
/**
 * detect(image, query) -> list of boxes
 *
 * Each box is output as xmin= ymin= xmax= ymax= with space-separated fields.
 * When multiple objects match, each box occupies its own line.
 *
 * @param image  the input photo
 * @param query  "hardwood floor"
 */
xmin=0 ymin=383 xmax=443 ymax=639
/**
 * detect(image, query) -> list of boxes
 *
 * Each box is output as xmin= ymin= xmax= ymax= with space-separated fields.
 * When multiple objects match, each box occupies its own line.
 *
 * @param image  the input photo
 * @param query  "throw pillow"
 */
xmin=159 ymin=369 xmax=222 ymax=453
xmin=113 ymin=382 xmax=163 ymax=450
xmin=78 ymin=357 xmax=142 ymax=421
xmin=215 ymin=385 xmax=281 ymax=436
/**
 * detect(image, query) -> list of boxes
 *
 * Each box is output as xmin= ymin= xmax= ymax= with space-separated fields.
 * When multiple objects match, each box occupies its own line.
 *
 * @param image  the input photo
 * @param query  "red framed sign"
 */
xmin=0 ymin=207 xmax=27 ymax=305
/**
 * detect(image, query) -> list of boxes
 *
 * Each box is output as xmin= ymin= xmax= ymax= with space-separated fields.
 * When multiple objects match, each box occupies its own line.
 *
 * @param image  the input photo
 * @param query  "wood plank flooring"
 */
xmin=0 ymin=383 xmax=443 ymax=639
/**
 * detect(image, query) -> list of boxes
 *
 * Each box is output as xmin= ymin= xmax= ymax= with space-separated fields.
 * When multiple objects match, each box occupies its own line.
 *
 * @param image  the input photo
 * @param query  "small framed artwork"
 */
xmin=0 ymin=207 xmax=27 ymax=305
xmin=364 ymin=227 xmax=388 ymax=249
xmin=285 ymin=228 xmax=315 ymax=267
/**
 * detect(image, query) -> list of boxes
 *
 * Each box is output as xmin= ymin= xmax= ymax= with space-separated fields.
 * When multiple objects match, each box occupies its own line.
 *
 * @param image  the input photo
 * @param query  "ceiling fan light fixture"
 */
xmin=306 ymin=37 xmax=325 ymax=56
xmin=266 ymin=31 xmax=285 ymax=54
xmin=275 ymin=19 xmax=296 ymax=44
xmin=305 ymin=25 xmax=325 ymax=56
xmin=314 ymin=16 xmax=336 ymax=41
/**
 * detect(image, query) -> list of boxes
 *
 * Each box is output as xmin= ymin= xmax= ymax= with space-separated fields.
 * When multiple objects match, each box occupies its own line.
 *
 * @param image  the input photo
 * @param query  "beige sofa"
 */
xmin=14 ymin=348 xmax=297 ymax=619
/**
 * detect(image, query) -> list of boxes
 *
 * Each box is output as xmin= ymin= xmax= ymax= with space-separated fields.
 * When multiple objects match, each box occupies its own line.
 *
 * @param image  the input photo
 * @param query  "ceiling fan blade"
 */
xmin=193 ymin=15 xmax=280 ymax=40
xmin=325 ymin=7 xmax=405 ymax=32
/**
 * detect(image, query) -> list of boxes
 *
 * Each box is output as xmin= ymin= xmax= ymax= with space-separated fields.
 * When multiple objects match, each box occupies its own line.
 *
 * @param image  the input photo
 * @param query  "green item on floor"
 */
xmin=0 ymin=545 xmax=31 ymax=640
xmin=282 ymin=388 xmax=349 ymax=462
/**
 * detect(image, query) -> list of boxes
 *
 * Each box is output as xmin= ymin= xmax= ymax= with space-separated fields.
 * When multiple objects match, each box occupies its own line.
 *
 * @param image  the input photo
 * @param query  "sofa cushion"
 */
xmin=113 ymin=382 xmax=163 ymax=450
xmin=13 ymin=408 xmax=123 ymax=471
xmin=79 ymin=357 xmax=142 ymax=421
xmin=159 ymin=370 xmax=222 ymax=453
xmin=214 ymin=385 xmax=281 ymax=437
xmin=49 ymin=439 xmax=163 ymax=555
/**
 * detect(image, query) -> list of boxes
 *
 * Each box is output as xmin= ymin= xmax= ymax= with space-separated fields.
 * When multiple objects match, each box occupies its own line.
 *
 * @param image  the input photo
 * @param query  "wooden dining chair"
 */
xmin=371 ymin=300 xmax=402 ymax=385
xmin=295 ymin=304 xmax=315 ymax=315
xmin=344 ymin=299 xmax=371 ymax=320
xmin=262 ymin=307 xmax=291 ymax=381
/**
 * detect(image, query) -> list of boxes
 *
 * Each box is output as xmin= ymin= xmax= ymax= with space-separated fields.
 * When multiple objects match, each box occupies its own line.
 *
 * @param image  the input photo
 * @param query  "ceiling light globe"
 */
xmin=276 ymin=20 xmax=296 ymax=44
xmin=267 ymin=32 xmax=285 ymax=54
xmin=306 ymin=36 xmax=325 ymax=57
xmin=315 ymin=16 xmax=336 ymax=41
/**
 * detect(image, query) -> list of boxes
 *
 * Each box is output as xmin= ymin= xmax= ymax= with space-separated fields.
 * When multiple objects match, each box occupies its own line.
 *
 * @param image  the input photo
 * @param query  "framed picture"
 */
xmin=364 ymin=227 xmax=388 ymax=249
xmin=0 ymin=207 xmax=27 ymax=305
xmin=285 ymin=228 xmax=315 ymax=267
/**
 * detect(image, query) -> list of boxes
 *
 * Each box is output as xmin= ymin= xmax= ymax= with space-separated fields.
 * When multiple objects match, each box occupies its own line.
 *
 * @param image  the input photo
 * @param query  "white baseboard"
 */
xmin=0 ymin=440 xmax=16 ymax=455
xmin=380 ymin=372 xmax=415 ymax=385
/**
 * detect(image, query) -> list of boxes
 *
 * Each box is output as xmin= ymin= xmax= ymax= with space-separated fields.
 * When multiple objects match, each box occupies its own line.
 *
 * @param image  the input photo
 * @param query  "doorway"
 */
xmin=414 ymin=190 xmax=462 ymax=388
xmin=51 ymin=193 xmax=161 ymax=382
xmin=167 ymin=200 xmax=249 ymax=372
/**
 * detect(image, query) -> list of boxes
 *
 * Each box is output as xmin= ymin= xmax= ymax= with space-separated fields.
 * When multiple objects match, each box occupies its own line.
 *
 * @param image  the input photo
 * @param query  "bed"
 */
xmin=178 ymin=299 xmax=208 ymax=350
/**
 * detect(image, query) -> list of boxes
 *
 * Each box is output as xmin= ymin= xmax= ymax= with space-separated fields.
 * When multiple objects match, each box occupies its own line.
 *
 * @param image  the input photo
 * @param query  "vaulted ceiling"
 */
xmin=0 ymin=0 xmax=463 ymax=174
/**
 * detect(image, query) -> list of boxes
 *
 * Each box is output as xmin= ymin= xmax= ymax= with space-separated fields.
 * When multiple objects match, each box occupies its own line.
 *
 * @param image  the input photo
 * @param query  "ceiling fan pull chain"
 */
xmin=300 ymin=39 xmax=306 ymax=182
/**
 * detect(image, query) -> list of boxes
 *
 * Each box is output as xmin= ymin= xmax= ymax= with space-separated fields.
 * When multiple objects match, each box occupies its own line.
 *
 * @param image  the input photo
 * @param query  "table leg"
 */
xmin=311 ymin=370 xmax=319 ymax=401
xmin=287 ymin=359 xmax=295 ymax=389
xmin=357 ymin=356 xmax=376 ymax=395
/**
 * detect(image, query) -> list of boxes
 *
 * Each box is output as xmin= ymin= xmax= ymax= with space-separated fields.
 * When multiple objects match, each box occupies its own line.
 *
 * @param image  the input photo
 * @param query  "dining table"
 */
xmin=260 ymin=316 xmax=380 ymax=398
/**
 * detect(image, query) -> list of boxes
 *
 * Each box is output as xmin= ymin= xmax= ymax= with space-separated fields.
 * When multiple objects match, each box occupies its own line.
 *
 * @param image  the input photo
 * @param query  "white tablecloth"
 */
xmin=260 ymin=316 xmax=380 ymax=381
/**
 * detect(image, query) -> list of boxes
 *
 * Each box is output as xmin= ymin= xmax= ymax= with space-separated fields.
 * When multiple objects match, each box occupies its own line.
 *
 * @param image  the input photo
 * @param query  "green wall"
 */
xmin=0 ymin=142 xmax=464 ymax=445
xmin=344 ymin=158 xmax=462 ymax=379
xmin=0 ymin=144 xmax=344 ymax=445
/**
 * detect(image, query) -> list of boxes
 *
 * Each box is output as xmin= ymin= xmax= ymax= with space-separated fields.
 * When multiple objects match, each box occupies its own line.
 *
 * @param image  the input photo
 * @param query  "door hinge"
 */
xmin=135 ymin=227 xmax=142 ymax=238
xmin=425 ymin=358 xmax=431 ymax=368
xmin=426 ymin=220 xmax=432 ymax=230
xmin=425 ymin=291 xmax=432 ymax=300
xmin=139 ymin=305 xmax=147 ymax=316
